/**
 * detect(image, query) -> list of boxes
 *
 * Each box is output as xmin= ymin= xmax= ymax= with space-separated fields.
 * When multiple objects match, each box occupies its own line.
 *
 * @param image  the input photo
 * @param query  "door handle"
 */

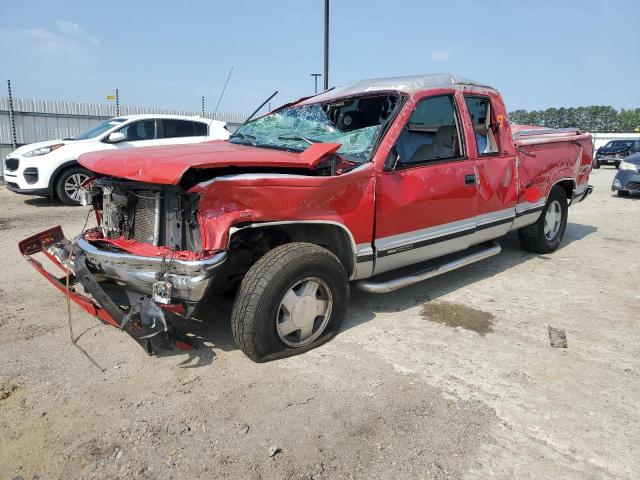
xmin=464 ymin=174 xmax=476 ymax=185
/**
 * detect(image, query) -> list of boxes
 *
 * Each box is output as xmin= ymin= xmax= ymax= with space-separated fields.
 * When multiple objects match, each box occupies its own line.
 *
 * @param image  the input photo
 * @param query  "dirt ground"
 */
xmin=1 ymin=167 xmax=638 ymax=480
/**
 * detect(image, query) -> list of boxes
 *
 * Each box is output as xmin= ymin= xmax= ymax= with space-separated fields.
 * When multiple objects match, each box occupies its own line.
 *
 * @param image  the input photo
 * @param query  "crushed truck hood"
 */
xmin=78 ymin=140 xmax=341 ymax=185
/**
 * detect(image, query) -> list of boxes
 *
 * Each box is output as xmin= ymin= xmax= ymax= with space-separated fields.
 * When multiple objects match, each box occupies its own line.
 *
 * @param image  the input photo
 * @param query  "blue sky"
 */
xmin=1 ymin=0 xmax=639 ymax=114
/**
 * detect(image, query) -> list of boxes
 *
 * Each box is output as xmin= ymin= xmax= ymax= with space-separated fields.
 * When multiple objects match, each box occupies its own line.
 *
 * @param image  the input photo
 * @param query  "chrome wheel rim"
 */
xmin=64 ymin=173 xmax=89 ymax=202
xmin=276 ymin=277 xmax=333 ymax=348
xmin=544 ymin=200 xmax=562 ymax=240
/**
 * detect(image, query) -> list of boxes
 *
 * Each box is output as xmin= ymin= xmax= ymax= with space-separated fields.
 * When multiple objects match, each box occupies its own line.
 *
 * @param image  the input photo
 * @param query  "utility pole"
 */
xmin=115 ymin=88 xmax=120 ymax=116
xmin=311 ymin=73 xmax=322 ymax=94
xmin=323 ymin=0 xmax=329 ymax=91
xmin=202 ymin=96 xmax=205 ymax=117
xmin=6 ymin=80 xmax=17 ymax=150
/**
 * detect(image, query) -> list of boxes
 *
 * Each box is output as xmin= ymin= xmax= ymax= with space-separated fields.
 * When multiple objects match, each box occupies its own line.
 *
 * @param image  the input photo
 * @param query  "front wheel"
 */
xmin=593 ymin=160 xmax=600 ymax=169
xmin=518 ymin=185 xmax=568 ymax=253
xmin=55 ymin=166 xmax=91 ymax=205
xmin=231 ymin=242 xmax=349 ymax=362
xmin=617 ymin=190 xmax=630 ymax=197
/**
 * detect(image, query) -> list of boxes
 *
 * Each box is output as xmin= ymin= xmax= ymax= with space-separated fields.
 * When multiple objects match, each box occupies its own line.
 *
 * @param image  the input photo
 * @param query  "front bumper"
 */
xmin=4 ymin=155 xmax=53 ymax=192
xmin=5 ymin=181 xmax=52 ymax=196
xmin=75 ymin=238 xmax=226 ymax=303
xmin=596 ymin=156 xmax=624 ymax=165
xmin=18 ymin=226 xmax=227 ymax=354
xmin=612 ymin=170 xmax=640 ymax=192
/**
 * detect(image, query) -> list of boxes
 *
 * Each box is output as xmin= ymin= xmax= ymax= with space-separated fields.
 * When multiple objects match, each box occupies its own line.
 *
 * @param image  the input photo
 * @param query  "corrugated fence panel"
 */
xmin=1 ymin=96 xmax=246 ymax=182
xmin=1 ymin=96 xmax=246 ymax=149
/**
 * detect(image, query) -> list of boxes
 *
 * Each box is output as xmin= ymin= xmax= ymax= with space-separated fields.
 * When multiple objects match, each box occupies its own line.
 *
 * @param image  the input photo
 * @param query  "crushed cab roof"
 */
xmin=298 ymin=74 xmax=496 ymax=105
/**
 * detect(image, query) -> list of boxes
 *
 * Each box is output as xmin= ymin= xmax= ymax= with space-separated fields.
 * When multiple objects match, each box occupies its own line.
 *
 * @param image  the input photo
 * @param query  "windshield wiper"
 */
xmin=229 ymin=132 xmax=257 ymax=145
xmin=277 ymin=135 xmax=322 ymax=145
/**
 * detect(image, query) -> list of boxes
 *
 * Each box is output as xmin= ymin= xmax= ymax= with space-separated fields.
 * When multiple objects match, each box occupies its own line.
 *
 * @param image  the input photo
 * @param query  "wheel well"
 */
xmin=212 ymin=223 xmax=356 ymax=295
xmin=554 ymin=179 xmax=575 ymax=202
xmin=49 ymin=160 xmax=81 ymax=192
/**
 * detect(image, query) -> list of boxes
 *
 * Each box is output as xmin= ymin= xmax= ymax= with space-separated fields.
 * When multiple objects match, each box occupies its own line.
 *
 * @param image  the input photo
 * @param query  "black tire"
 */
xmin=518 ymin=185 xmax=568 ymax=253
xmin=593 ymin=160 xmax=600 ymax=169
xmin=55 ymin=166 xmax=91 ymax=205
xmin=617 ymin=190 xmax=630 ymax=197
xmin=231 ymin=242 xmax=349 ymax=363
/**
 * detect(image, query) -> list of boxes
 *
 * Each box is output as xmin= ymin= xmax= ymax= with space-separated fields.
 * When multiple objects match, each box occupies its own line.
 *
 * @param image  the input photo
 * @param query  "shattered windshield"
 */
xmin=230 ymin=94 xmax=400 ymax=162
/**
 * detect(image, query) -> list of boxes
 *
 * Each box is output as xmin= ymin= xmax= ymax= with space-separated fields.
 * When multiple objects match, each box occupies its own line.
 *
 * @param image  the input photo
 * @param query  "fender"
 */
xmin=47 ymin=159 xmax=83 ymax=191
xmin=229 ymin=220 xmax=364 ymax=279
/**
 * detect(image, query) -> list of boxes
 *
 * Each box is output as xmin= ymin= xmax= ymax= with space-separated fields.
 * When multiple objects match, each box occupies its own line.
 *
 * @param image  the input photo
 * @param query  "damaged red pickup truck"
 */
xmin=19 ymin=74 xmax=593 ymax=362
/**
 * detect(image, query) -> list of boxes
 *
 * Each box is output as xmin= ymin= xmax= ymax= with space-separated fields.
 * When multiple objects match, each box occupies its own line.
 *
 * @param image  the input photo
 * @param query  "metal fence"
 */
xmin=0 ymin=96 xmax=246 ymax=167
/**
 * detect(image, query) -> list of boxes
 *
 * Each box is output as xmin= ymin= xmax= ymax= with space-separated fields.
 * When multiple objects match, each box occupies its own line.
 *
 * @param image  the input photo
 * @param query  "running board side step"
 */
xmin=354 ymin=243 xmax=501 ymax=293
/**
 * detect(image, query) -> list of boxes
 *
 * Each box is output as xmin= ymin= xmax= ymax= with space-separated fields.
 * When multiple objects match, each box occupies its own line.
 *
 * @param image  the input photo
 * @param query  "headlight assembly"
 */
xmin=23 ymin=144 xmax=64 ymax=157
xmin=618 ymin=160 xmax=639 ymax=172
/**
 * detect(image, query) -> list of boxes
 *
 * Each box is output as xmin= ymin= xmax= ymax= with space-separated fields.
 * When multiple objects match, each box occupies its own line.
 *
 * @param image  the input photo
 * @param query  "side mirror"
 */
xmin=108 ymin=132 xmax=126 ymax=143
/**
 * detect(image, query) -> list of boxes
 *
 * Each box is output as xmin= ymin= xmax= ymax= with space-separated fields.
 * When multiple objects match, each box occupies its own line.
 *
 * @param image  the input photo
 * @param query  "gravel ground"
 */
xmin=0 ymin=167 xmax=638 ymax=480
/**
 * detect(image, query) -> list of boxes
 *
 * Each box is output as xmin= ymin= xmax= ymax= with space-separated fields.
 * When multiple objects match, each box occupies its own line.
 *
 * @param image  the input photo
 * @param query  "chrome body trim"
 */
xmin=355 ymin=243 xmax=501 ymax=293
xmin=74 ymin=238 xmax=227 ymax=302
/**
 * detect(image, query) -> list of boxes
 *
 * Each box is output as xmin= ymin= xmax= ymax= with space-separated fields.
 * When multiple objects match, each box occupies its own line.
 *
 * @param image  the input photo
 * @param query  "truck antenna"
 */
xmin=236 ymin=90 xmax=278 ymax=130
xmin=213 ymin=66 xmax=234 ymax=118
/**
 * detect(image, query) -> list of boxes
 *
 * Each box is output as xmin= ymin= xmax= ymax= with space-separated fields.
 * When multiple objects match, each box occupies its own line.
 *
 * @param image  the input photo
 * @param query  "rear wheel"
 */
xmin=231 ymin=242 xmax=349 ymax=362
xmin=518 ymin=185 xmax=568 ymax=253
xmin=55 ymin=166 xmax=91 ymax=205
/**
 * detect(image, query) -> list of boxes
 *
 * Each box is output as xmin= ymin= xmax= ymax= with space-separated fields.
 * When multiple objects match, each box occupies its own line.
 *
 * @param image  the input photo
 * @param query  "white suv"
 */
xmin=3 ymin=114 xmax=230 ymax=205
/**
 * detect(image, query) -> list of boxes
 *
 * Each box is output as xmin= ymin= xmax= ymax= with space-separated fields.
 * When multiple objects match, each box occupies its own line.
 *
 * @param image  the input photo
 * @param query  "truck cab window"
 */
xmin=464 ymin=96 xmax=499 ymax=155
xmin=395 ymin=95 xmax=463 ymax=166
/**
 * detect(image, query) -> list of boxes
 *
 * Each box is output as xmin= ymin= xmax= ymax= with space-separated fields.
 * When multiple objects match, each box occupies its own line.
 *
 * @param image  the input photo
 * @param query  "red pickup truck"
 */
xmin=19 ymin=74 xmax=593 ymax=362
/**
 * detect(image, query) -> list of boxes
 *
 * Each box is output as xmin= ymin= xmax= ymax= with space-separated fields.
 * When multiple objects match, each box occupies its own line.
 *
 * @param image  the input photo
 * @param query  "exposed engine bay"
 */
xmin=82 ymin=177 xmax=202 ymax=252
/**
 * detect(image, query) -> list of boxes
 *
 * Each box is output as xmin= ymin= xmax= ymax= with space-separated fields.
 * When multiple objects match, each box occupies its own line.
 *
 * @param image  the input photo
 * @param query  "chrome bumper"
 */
xmin=49 ymin=238 xmax=227 ymax=303
xmin=76 ymin=238 xmax=227 ymax=303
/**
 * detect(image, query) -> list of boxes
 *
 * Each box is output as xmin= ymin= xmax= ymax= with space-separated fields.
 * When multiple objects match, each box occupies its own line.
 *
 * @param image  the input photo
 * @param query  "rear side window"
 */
xmin=464 ymin=96 xmax=499 ymax=155
xmin=161 ymin=120 xmax=205 ymax=138
xmin=194 ymin=122 xmax=208 ymax=136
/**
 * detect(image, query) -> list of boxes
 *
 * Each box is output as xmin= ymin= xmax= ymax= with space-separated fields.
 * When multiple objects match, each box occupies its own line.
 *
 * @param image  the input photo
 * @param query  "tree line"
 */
xmin=508 ymin=107 xmax=640 ymax=133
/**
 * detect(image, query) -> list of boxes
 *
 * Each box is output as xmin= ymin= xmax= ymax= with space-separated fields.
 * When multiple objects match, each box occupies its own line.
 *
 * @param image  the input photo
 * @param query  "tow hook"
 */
xmin=152 ymin=280 xmax=173 ymax=304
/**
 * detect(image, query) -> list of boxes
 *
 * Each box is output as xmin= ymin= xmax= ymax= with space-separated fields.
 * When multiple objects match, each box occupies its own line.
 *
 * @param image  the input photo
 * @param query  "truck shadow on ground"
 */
xmin=140 ymin=222 xmax=598 ymax=365
xmin=23 ymin=197 xmax=67 ymax=207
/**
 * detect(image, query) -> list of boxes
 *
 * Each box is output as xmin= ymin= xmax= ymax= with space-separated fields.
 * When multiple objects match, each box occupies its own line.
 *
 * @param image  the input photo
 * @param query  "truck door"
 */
xmin=462 ymin=93 xmax=518 ymax=243
xmin=373 ymin=92 xmax=478 ymax=274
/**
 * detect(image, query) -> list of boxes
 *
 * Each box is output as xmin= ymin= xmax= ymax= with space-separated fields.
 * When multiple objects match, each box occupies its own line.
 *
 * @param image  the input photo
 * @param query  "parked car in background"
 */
xmin=612 ymin=153 xmax=640 ymax=196
xmin=594 ymin=139 xmax=640 ymax=169
xmin=3 ymin=114 xmax=230 ymax=205
xmin=19 ymin=74 xmax=593 ymax=362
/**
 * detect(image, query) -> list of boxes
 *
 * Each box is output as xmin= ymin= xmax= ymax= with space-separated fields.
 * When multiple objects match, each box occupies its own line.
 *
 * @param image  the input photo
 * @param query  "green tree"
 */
xmin=618 ymin=108 xmax=640 ymax=132
xmin=509 ymin=105 xmax=639 ymax=132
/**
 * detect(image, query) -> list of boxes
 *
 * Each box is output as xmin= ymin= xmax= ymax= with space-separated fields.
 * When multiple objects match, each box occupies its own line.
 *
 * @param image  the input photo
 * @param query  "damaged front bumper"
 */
xmin=18 ymin=226 xmax=227 ymax=354
xmin=75 ymin=237 xmax=226 ymax=303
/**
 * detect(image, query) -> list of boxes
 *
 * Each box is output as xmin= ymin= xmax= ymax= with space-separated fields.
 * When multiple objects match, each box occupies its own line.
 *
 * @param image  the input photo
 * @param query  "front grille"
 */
xmin=627 ymin=181 xmax=640 ymax=191
xmin=131 ymin=191 xmax=159 ymax=244
xmin=4 ymin=157 xmax=19 ymax=171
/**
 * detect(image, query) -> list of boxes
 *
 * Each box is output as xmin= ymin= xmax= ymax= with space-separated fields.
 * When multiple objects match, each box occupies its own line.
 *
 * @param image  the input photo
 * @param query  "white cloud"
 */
xmin=430 ymin=50 xmax=451 ymax=61
xmin=55 ymin=20 xmax=83 ymax=36
xmin=0 ymin=21 xmax=100 ymax=61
